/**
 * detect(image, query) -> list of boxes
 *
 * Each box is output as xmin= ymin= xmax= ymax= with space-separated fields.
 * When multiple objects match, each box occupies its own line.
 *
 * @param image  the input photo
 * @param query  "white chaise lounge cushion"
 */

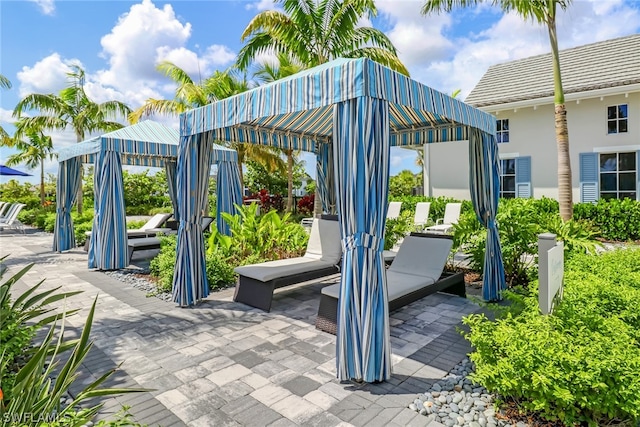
xmin=234 ymin=218 xmax=341 ymax=282
xmin=388 ymin=235 xmax=453 ymax=280
xmin=235 ymin=258 xmax=337 ymax=282
xmin=321 ymin=234 xmax=453 ymax=301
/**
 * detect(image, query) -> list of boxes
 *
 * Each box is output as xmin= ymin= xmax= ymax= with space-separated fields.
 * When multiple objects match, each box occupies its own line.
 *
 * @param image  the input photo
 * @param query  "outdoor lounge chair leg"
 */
xmin=233 ymin=276 xmax=277 ymax=312
xmin=442 ymin=274 xmax=466 ymax=297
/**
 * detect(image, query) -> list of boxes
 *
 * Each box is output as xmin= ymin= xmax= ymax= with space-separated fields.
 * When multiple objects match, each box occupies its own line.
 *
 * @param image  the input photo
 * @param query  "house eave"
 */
xmin=475 ymin=83 xmax=640 ymax=114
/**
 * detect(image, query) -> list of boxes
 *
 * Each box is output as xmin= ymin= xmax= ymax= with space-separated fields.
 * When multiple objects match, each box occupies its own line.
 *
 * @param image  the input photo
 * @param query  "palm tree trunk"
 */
xmin=556 ymin=104 xmax=572 ymax=220
xmin=40 ymin=159 xmax=45 ymax=206
xmin=286 ymin=149 xmax=294 ymax=212
xmin=76 ymin=133 xmax=83 ymax=215
xmin=547 ymin=12 xmax=573 ymax=220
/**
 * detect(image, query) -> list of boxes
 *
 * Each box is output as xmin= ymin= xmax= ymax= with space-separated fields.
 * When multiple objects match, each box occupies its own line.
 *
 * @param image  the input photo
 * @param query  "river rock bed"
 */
xmin=408 ymin=357 xmax=526 ymax=427
xmin=102 ymin=269 xmax=172 ymax=302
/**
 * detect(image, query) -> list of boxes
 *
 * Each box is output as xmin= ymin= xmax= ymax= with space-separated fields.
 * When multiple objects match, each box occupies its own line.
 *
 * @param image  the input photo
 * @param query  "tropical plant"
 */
xmin=237 ymin=0 xmax=409 ymax=74
xmin=1 ymin=122 xmax=56 ymax=205
xmin=209 ymin=203 xmax=309 ymax=262
xmin=0 ymin=74 xmax=11 ymax=141
xmin=131 ymin=62 xmax=285 ymax=189
xmin=238 ymin=0 xmax=409 ymax=214
xmin=463 ymin=248 xmax=640 ymax=425
xmin=253 ymin=53 xmax=306 ymax=211
xmin=12 ymin=65 xmax=131 ymax=214
xmin=422 ymin=0 xmax=574 ymax=220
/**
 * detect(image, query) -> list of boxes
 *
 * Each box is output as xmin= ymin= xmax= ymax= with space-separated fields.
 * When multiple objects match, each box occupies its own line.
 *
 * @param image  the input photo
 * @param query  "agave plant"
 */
xmin=0 ymin=258 xmax=146 ymax=426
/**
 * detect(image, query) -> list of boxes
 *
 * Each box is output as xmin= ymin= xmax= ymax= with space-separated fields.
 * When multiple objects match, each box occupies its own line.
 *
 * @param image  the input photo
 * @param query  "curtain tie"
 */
xmin=341 ymin=232 xmax=384 ymax=253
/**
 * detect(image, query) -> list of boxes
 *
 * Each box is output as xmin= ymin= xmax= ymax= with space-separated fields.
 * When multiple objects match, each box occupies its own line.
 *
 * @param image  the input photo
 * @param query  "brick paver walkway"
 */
xmin=2 ymin=229 xmax=482 ymax=427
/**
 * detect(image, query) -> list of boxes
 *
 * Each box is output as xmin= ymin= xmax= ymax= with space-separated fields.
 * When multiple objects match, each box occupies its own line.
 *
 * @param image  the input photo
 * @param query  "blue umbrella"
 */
xmin=0 ymin=164 xmax=31 ymax=176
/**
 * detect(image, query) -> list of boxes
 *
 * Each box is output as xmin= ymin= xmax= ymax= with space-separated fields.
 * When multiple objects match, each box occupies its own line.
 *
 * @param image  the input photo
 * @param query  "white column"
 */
xmin=422 ymin=144 xmax=431 ymax=197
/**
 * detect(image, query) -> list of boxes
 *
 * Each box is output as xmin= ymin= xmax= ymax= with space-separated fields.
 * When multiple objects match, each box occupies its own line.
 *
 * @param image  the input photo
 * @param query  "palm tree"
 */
xmin=131 ymin=62 xmax=285 ymax=190
xmin=1 ymin=122 xmax=56 ymax=205
xmin=238 ymin=0 xmax=410 ymax=214
xmin=0 ymin=74 xmax=12 ymax=142
xmin=253 ymin=53 xmax=305 ymax=212
xmin=237 ymin=0 xmax=409 ymax=75
xmin=422 ymin=0 xmax=574 ymax=220
xmin=13 ymin=65 xmax=131 ymax=213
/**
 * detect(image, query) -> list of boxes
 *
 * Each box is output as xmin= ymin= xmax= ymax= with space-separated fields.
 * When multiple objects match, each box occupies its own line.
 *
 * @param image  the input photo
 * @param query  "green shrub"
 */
xmin=454 ymin=198 xmax=598 ymax=286
xmin=148 ymin=235 xmax=177 ymax=293
xmin=574 ymin=198 xmax=640 ymax=241
xmin=464 ymin=248 xmax=640 ymax=425
xmin=384 ymin=213 xmax=412 ymax=250
xmin=214 ymin=204 xmax=308 ymax=262
xmin=205 ymin=247 xmax=237 ymax=291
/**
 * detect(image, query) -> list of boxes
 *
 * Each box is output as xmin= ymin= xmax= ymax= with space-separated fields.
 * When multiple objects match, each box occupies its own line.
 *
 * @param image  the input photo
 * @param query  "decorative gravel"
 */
xmin=408 ymin=358 xmax=524 ymax=427
xmin=102 ymin=269 xmax=172 ymax=302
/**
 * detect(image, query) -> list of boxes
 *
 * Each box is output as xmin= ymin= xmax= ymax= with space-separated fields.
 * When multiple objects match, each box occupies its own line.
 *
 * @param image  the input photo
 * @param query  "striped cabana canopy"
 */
xmin=53 ymin=120 xmax=242 ymax=273
xmin=175 ymin=58 xmax=506 ymax=384
xmin=180 ymin=58 xmax=496 ymax=149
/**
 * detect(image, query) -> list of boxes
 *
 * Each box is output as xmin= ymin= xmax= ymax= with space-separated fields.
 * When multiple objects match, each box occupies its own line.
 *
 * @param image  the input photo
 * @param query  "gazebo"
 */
xmin=174 ymin=58 xmax=506 ymax=383
xmin=54 ymin=120 xmax=242 ymax=271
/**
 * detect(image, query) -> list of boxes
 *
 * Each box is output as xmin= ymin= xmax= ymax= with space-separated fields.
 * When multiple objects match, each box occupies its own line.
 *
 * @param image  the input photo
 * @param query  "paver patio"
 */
xmin=2 ymin=229 xmax=484 ymax=427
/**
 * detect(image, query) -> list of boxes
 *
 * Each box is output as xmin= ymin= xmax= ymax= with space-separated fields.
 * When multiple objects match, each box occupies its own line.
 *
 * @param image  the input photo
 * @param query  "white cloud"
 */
xmin=246 ymin=0 xmax=278 ymax=12
xmin=376 ymin=1 xmax=640 ymax=99
xmin=28 ymin=0 xmax=55 ymax=15
xmin=0 ymin=108 xmax=14 ymax=125
xmin=98 ymin=0 xmax=192 ymax=89
xmin=16 ymin=54 xmax=76 ymax=97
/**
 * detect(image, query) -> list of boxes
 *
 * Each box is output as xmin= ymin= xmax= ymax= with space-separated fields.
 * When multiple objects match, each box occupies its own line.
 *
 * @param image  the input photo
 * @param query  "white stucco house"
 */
xmin=423 ymin=33 xmax=640 ymax=203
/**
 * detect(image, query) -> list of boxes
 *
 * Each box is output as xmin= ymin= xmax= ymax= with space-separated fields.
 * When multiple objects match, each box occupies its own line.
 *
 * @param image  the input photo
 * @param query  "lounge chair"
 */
xmin=315 ymin=232 xmax=465 ymax=335
xmin=425 ymin=203 xmax=462 ymax=234
xmin=414 ymin=202 xmax=431 ymax=231
xmin=84 ymin=213 xmax=173 ymax=251
xmin=387 ymin=201 xmax=402 ymax=220
xmin=0 ymin=203 xmax=26 ymax=233
xmin=233 ymin=216 xmax=341 ymax=312
xmin=0 ymin=202 xmax=9 ymax=218
xmin=126 ymin=216 xmax=213 ymax=264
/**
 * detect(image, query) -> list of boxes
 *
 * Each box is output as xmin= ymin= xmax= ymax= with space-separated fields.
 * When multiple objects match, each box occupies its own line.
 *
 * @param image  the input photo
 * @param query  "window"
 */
xmin=499 ymin=159 xmax=516 ymax=198
xmin=607 ymin=104 xmax=628 ymax=134
xmin=599 ymin=152 xmax=636 ymax=200
xmin=496 ymin=119 xmax=509 ymax=143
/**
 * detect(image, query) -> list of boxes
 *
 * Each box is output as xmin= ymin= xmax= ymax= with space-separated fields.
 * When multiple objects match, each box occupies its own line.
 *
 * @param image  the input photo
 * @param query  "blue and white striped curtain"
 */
xmin=334 ymin=97 xmax=391 ymax=383
xmin=316 ymin=142 xmax=336 ymax=214
xmin=173 ymin=132 xmax=213 ymax=306
xmin=53 ymin=158 xmax=82 ymax=252
xmin=216 ymin=160 xmax=243 ymax=235
xmin=88 ymin=151 xmax=127 ymax=270
xmin=165 ymin=160 xmax=178 ymax=221
xmin=469 ymin=128 xmax=506 ymax=301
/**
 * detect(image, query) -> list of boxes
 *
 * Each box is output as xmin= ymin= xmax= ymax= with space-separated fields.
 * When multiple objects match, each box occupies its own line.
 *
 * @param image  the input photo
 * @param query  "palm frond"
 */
xmin=157 ymin=61 xmax=196 ymax=86
xmin=0 ymin=74 xmax=11 ymax=89
xmin=13 ymin=93 xmax=68 ymax=118
xmin=348 ymin=47 xmax=410 ymax=76
xmin=130 ymin=99 xmax=189 ymax=122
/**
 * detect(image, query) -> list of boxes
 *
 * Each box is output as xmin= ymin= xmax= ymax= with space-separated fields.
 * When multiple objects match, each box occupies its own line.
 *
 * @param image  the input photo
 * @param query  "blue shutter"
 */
xmin=515 ymin=156 xmax=532 ymax=198
xmin=579 ymin=152 xmax=599 ymax=203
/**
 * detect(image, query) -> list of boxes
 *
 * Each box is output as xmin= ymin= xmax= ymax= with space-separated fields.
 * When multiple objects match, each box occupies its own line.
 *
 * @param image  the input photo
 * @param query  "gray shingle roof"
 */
xmin=465 ymin=33 xmax=640 ymax=107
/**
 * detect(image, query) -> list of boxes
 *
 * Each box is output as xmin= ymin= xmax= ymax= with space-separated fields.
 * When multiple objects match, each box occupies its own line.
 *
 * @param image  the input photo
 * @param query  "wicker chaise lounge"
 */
xmin=233 ymin=217 xmax=341 ymax=312
xmin=315 ymin=232 xmax=465 ymax=335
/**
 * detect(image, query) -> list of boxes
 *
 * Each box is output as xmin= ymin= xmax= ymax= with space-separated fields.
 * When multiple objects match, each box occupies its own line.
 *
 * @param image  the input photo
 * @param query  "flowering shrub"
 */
xmin=245 ymin=189 xmax=285 ymax=212
xmin=297 ymin=194 xmax=315 ymax=215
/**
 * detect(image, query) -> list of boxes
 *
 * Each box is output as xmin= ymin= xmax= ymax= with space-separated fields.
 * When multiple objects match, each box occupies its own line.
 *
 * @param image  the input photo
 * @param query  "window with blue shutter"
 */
xmin=515 ymin=156 xmax=532 ymax=198
xmin=579 ymin=152 xmax=599 ymax=203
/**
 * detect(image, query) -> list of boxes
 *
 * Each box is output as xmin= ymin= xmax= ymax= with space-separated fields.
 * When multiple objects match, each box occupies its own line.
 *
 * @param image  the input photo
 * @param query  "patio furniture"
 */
xmin=414 ymin=202 xmax=431 ymax=230
xmin=233 ymin=216 xmax=341 ymax=312
xmin=386 ymin=201 xmax=402 ymax=220
xmin=315 ymin=232 xmax=465 ymax=335
xmin=84 ymin=213 xmax=173 ymax=251
xmin=425 ymin=203 xmax=462 ymax=234
xmin=125 ymin=216 xmax=213 ymax=263
xmin=0 ymin=203 xmax=26 ymax=233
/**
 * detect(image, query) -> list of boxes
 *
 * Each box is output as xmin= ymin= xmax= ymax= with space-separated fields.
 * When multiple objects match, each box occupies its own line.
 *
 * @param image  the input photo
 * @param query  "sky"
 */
xmin=1 ymin=0 xmax=640 ymax=184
